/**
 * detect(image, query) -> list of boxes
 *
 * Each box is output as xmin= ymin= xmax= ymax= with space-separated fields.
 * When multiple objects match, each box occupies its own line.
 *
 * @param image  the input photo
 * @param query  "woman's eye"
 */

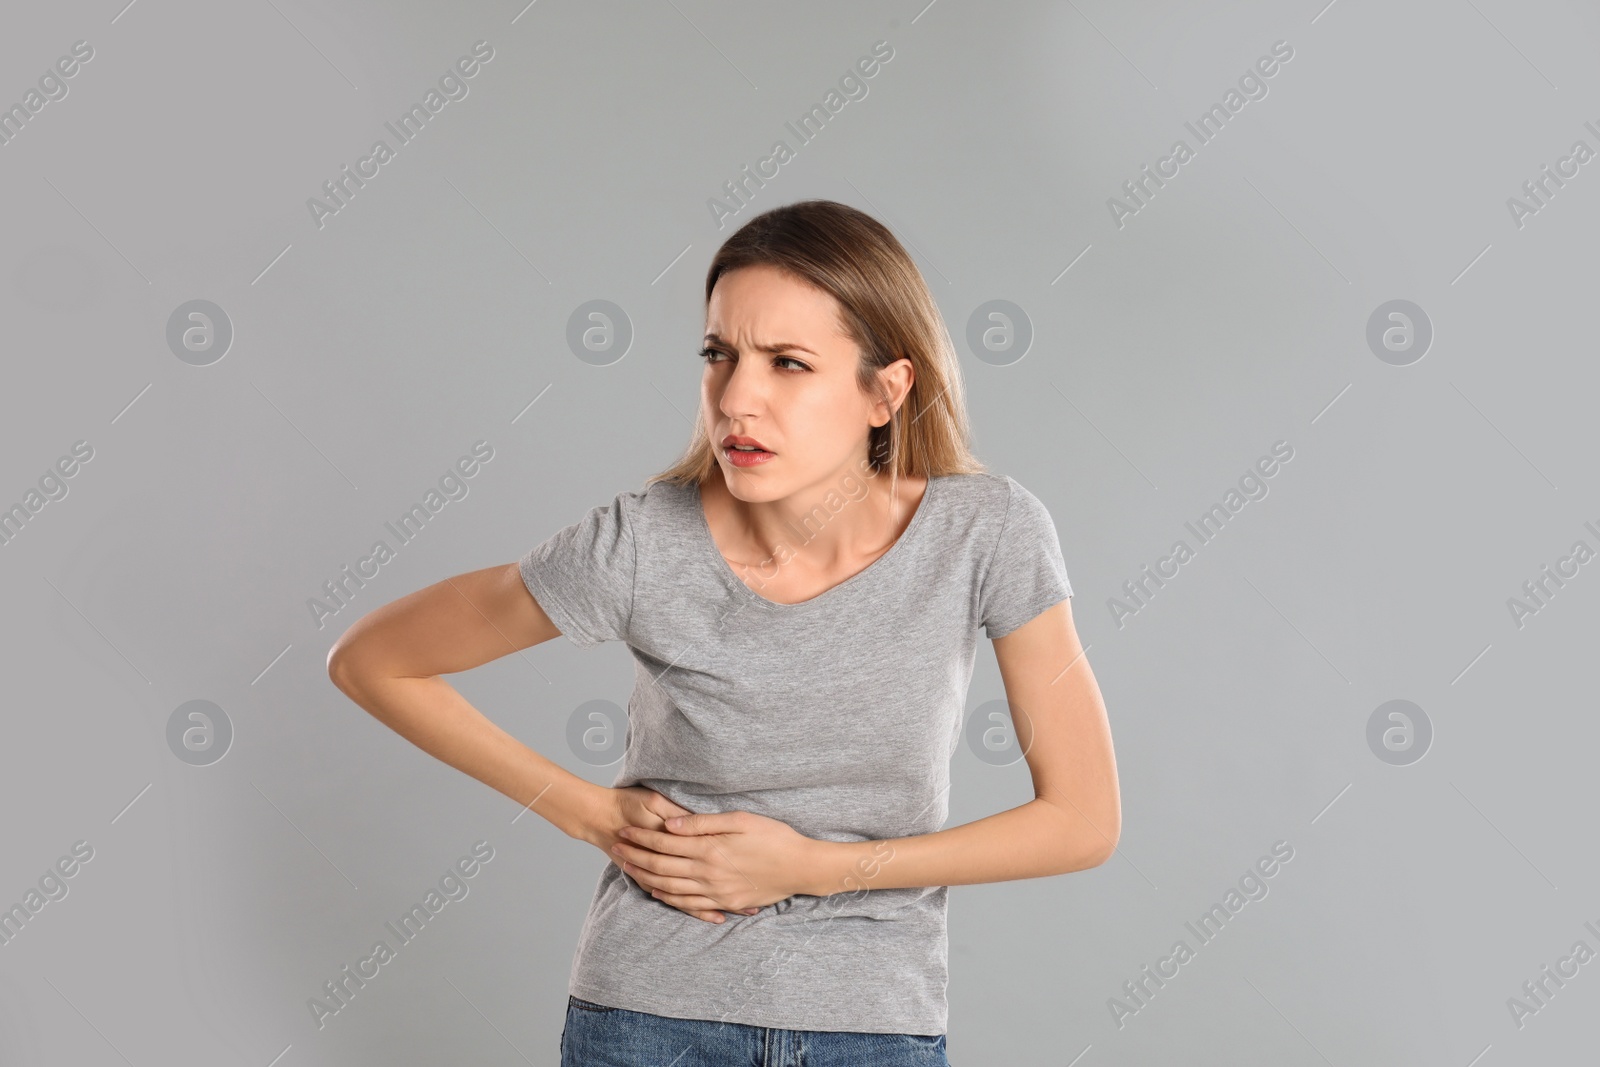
xmin=698 ymin=348 xmax=808 ymax=373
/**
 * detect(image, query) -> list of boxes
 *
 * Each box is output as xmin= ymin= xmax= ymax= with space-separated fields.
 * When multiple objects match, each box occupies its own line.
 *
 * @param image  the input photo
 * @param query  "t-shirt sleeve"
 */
xmin=518 ymin=492 xmax=636 ymax=649
xmin=979 ymin=476 xmax=1074 ymax=640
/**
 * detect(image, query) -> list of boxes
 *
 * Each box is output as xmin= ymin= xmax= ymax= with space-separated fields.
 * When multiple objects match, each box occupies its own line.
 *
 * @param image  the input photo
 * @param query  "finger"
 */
xmin=653 ymin=897 xmax=719 ymax=923
xmin=624 ymin=865 xmax=716 ymax=900
xmin=646 ymin=791 xmax=694 ymax=820
xmin=619 ymin=826 xmax=700 ymax=857
xmin=649 ymin=890 xmax=719 ymax=922
xmin=611 ymin=842 xmax=694 ymax=877
xmin=618 ymin=858 xmax=676 ymax=889
xmin=635 ymin=876 xmax=724 ymax=910
xmin=650 ymin=890 xmax=730 ymax=922
xmin=664 ymin=813 xmax=739 ymax=835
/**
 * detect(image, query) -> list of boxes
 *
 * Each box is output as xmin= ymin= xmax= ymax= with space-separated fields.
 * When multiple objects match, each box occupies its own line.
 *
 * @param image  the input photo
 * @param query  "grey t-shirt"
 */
xmin=519 ymin=470 xmax=1073 ymax=1035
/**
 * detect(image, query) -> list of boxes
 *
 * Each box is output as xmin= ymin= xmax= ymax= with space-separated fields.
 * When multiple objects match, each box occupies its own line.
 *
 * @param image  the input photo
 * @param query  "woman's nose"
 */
xmin=717 ymin=358 xmax=768 ymax=415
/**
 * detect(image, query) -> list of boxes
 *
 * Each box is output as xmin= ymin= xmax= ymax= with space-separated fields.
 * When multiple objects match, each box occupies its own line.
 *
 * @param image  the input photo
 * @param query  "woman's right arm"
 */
xmin=327 ymin=562 xmax=749 ymax=923
xmin=325 ymin=563 xmax=619 ymax=845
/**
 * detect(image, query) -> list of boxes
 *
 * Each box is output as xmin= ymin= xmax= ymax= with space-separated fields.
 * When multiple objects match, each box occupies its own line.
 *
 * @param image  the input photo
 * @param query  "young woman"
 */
xmin=327 ymin=200 xmax=1120 ymax=1065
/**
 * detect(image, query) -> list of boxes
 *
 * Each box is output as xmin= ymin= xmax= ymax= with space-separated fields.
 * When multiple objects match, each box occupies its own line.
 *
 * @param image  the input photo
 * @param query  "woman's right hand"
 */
xmin=588 ymin=785 xmax=760 ymax=924
xmin=596 ymin=784 xmax=691 ymax=845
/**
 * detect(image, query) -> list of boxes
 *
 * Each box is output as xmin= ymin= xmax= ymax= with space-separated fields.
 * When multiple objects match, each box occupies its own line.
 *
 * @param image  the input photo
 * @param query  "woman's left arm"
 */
xmin=611 ymin=599 xmax=1120 ymax=914
xmin=804 ymin=596 xmax=1119 ymax=895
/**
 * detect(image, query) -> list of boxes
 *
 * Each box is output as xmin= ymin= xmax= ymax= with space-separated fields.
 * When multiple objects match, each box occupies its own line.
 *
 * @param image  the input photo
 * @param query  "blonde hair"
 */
xmin=647 ymin=199 xmax=986 ymax=496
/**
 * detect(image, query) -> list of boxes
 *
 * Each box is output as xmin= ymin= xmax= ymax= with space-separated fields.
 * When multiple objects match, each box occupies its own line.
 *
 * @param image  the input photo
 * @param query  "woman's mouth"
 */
xmin=723 ymin=444 xmax=775 ymax=467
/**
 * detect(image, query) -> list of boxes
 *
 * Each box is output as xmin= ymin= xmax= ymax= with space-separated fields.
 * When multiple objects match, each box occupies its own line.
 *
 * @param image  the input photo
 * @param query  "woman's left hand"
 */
xmin=609 ymin=810 xmax=820 ymax=923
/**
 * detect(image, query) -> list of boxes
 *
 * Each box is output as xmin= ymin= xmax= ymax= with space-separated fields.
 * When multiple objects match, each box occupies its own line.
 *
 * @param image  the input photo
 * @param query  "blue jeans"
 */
xmin=560 ymin=995 xmax=950 ymax=1066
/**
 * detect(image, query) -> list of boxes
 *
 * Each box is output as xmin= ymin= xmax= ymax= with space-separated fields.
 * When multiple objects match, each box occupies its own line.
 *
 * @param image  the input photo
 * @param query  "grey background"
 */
xmin=1 ymin=0 xmax=1595 ymax=1063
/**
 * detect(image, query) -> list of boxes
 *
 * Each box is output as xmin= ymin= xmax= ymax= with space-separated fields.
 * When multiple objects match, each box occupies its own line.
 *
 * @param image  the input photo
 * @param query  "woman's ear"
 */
xmin=874 ymin=358 xmax=915 ymax=419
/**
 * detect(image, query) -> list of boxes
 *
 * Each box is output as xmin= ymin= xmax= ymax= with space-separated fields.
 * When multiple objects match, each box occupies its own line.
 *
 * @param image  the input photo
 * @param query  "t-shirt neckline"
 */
xmin=691 ymin=474 xmax=940 ymax=611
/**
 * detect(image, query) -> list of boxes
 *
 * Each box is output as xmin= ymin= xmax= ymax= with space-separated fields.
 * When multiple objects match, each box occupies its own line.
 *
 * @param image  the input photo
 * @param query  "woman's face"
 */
xmin=700 ymin=263 xmax=910 ymax=501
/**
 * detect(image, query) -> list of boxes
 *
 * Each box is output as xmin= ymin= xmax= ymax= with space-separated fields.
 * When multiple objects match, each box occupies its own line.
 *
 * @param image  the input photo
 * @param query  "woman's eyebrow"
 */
xmin=702 ymin=333 xmax=818 ymax=356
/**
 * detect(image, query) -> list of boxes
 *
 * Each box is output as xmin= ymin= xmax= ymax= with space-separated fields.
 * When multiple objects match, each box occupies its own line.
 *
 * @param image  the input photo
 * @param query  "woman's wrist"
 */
xmin=800 ymin=838 xmax=857 ymax=898
xmin=527 ymin=771 xmax=609 ymax=845
xmin=802 ymin=837 xmax=902 ymax=898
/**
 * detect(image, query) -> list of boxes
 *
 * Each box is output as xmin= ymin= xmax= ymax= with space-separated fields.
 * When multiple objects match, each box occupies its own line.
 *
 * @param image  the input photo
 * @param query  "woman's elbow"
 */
xmin=325 ymin=640 xmax=359 ymax=696
xmin=1092 ymin=820 xmax=1121 ymax=867
xmin=1082 ymin=799 xmax=1121 ymax=869
xmin=326 ymin=624 xmax=380 ymax=694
